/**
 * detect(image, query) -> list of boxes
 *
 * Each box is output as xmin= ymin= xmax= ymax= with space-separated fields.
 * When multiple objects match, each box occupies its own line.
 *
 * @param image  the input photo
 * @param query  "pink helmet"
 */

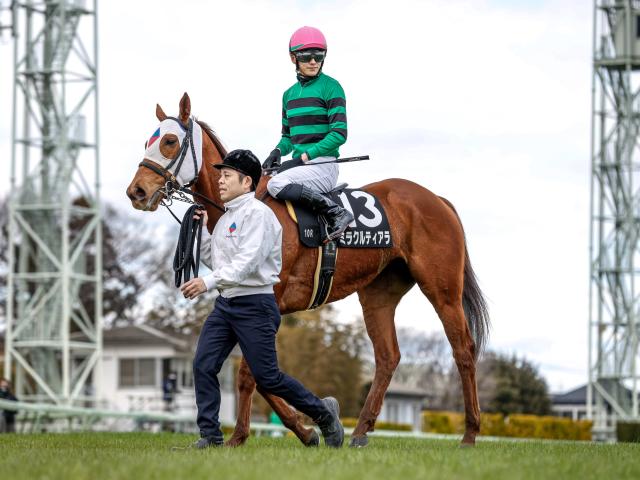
xmin=289 ymin=26 xmax=327 ymax=52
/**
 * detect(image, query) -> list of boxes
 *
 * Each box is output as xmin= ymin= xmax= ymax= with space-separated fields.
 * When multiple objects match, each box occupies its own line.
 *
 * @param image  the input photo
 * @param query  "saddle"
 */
xmin=283 ymin=184 xmax=393 ymax=310
xmin=285 ymin=183 xmax=393 ymax=249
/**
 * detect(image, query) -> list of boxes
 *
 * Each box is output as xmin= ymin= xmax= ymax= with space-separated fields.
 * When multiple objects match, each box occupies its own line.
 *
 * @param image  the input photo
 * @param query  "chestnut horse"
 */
xmin=126 ymin=93 xmax=489 ymax=447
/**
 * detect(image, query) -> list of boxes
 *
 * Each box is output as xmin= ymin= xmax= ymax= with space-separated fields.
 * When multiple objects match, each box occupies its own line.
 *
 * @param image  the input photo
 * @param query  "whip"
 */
xmin=263 ymin=155 xmax=370 ymax=174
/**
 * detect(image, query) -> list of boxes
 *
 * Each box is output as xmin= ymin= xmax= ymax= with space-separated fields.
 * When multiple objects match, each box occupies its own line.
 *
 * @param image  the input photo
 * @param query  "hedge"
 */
xmin=617 ymin=421 xmax=640 ymax=443
xmin=422 ymin=410 xmax=592 ymax=440
xmin=341 ymin=417 xmax=413 ymax=431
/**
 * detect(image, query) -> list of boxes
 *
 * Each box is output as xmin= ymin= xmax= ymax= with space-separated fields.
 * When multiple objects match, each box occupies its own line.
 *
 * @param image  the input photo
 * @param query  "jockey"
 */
xmin=263 ymin=26 xmax=354 ymax=242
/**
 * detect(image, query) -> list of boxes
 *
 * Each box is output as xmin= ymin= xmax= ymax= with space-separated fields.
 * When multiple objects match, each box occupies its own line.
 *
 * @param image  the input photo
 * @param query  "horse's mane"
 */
xmin=195 ymin=118 xmax=227 ymax=158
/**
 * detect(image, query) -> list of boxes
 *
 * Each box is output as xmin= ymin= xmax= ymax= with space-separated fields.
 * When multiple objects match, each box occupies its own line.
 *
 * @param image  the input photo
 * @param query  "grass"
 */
xmin=0 ymin=433 xmax=639 ymax=480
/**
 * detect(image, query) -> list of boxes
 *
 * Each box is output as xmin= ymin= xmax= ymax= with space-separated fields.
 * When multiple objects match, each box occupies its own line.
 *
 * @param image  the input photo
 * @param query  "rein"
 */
xmin=173 ymin=204 xmax=203 ymax=288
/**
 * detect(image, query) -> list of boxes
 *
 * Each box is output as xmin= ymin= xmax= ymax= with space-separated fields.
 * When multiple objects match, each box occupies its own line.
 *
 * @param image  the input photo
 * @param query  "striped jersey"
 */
xmin=276 ymin=73 xmax=347 ymax=160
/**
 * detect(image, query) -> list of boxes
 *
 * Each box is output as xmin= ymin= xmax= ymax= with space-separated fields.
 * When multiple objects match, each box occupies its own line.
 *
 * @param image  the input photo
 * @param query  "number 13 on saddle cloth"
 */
xmin=285 ymin=188 xmax=393 ymax=249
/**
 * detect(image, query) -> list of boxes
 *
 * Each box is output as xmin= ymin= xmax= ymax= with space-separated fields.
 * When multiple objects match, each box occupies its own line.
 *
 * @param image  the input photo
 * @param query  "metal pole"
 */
xmin=93 ymin=0 xmax=103 ymax=406
xmin=587 ymin=0 xmax=598 ymax=422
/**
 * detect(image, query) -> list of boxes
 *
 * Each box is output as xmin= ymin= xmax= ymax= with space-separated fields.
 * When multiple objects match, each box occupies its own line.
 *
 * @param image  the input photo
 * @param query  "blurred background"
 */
xmin=0 ymin=0 xmax=622 ymax=440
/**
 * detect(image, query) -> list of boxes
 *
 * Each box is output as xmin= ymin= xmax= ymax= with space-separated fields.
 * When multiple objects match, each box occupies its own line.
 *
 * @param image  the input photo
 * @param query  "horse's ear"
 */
xmin=179 ymin=92 xmax=191 ymax=125
xmin=156 ymin=104 xmax=167 ymax=121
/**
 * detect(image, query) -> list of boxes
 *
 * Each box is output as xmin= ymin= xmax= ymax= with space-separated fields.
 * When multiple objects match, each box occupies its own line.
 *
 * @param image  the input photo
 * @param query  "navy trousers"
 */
xmin=193 ymin=293 xmax=328 ymax=441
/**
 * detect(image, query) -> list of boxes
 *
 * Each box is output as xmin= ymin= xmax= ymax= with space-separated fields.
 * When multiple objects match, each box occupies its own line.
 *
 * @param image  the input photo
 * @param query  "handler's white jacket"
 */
xmin=200 ymin=191 xmax=282 ymax=298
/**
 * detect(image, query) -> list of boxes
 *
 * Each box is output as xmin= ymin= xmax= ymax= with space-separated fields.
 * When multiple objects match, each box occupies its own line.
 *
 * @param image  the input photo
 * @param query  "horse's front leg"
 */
xmin=226 ymin=356 xmax=318 ymax=447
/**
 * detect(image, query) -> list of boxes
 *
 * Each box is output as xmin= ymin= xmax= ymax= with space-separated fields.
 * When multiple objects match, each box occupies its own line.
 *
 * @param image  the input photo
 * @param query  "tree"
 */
xmin=251 ymin=305 xmax=367 ymax=418
xmin=440 ymin=351 xmax=551 ymax=415
xmin=0 ymin=196 xmax=172 ymax=329
xmin=71 ymin=198 xmax=173 ymax=327
xmin=485 ymin=352 xmax=551 ymax=415
xmin=393 ymin=328 xmax=452 ymax=394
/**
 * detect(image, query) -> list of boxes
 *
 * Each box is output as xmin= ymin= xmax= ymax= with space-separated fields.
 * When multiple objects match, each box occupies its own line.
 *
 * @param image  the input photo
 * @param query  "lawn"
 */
xmin=0 ymin=433 xmax=639 ymax=480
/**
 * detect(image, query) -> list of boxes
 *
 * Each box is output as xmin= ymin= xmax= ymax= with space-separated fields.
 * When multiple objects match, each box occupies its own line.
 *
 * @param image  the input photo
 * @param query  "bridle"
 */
xmin=137 ymin=116 xmax=226 ymax=288
xmin=138 ymin=116 xmax=226 ymax=215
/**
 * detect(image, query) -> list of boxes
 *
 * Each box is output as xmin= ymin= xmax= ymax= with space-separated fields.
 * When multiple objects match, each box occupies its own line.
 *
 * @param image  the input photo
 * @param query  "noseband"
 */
xmin=138 ymin=116 xmax=225 ymax=214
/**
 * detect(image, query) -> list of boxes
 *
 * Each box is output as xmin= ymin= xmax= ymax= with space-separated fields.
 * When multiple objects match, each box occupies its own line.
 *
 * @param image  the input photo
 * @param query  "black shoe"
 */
xmin=170 ymin=436 xmax=223 ymax=451
xmin=315 ymin=397 xmax=344 ymax=448
xmin=194 ymin=436 xmax=223 ymax=449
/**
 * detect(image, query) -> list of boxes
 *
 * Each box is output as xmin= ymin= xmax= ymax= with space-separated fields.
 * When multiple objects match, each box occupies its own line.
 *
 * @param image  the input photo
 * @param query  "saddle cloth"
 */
xmin=285 ymin=187 xmax=393 ymax=248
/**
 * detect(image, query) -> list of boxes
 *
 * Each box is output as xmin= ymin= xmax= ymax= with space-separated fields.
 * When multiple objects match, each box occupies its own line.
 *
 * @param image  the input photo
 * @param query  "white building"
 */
xmin=95 ymin=324 xmax=238 ymax=425
xmin=378 ymin=381 xmax=428 ymax=431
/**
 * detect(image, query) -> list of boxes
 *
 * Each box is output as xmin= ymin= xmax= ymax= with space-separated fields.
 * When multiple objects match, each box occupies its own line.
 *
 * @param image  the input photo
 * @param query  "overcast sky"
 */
xmin=0 ymin=0 xmax=592 ymax=392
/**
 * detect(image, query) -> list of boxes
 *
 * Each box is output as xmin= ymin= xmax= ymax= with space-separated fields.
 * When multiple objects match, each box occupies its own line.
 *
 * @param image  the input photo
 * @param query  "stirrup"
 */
xmin=326 ymin=225 xmax=349 ymax=243
xmin=320 ymin=217 xmax=332 ymax=243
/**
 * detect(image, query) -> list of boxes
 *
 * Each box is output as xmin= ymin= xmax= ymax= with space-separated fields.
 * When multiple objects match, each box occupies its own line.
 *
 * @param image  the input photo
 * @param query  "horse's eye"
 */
xmin=165 ymin=139 xmax=176 ymax=145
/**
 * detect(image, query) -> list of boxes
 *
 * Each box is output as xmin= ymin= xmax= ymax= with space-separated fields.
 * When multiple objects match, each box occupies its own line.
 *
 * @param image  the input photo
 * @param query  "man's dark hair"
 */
xmin=237 ymin=172 xmax=255 ymax=192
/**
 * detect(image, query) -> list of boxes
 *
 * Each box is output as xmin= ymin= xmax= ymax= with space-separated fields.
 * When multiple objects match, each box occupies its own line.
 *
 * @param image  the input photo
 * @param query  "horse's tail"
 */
xmin=439 ymin=196 xmax=490 ymax=359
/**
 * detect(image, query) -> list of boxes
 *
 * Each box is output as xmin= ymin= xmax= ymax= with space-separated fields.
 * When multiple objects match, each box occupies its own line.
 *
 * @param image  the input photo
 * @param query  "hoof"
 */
xmin=349 ymin=435 xmax=369 ymax=448
xmin=460 ymin=432 xmax=477 ymax=448
xmin=304 ymin=429 xmax=320 ymax=447
xmin=225 ymin=436 xmax=248 ymax=448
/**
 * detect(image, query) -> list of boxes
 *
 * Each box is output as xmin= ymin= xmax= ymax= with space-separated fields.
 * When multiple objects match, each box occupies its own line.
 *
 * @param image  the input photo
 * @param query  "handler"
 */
xmin=263 ymin=26 xmax=354 ymax=242
xmin=180 ymin=149 xmax=344 ymax=449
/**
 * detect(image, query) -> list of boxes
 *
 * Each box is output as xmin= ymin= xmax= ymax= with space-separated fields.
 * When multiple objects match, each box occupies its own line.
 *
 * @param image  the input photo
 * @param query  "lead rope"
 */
xmin=172 ymin=204 xmax=204 ymax=287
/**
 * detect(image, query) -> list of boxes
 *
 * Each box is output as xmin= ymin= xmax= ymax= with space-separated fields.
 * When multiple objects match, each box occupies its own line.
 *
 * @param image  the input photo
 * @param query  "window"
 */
xmin=119 ymin=358 xmax=157 ymax=388
xmin=387 ymin=402 xmax=399 ymax=423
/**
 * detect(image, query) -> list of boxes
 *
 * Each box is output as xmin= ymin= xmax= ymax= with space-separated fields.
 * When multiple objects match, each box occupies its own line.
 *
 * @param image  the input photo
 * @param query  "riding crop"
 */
xmin=263 ymin=155 xmax=370 ymax=174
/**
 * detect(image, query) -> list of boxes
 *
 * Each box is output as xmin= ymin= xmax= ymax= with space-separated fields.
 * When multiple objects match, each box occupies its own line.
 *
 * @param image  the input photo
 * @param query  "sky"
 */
xmin=0 ymin=0 xmax=592 ymax=392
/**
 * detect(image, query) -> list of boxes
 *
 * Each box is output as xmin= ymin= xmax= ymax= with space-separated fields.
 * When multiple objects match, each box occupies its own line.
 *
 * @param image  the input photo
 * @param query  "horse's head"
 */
xmin=126 ymin=93 xmax=207 ymax=211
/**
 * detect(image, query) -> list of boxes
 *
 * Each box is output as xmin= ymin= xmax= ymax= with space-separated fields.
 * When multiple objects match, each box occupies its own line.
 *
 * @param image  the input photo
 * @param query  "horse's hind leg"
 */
xmin=436 ymin=302 xmax=480 ymax=446
xmin=409 ymin=259 xmax=480 ymax=446
xmin=255 ymin=387 xmax=319 ymax=446
xmin=226 ymin=357 xmax=318 ymax=447
xmin=351 ymin=260 xmax=415 ymax=447
xmin=225 ymin=358 xmax=255 ymax=447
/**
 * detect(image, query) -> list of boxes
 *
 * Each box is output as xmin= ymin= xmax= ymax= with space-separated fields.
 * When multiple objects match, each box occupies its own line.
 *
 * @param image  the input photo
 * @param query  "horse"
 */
xmin=126 ymin=93 xmax=489 ymax=447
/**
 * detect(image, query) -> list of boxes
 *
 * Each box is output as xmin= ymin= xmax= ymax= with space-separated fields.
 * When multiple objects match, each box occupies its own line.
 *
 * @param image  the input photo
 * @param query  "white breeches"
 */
xmin=266 ymin=156 xmax=339 ymax=197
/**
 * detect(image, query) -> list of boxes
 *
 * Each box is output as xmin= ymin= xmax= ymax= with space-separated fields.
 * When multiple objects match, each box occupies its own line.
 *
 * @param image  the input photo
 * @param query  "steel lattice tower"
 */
xmin=4 ymin=0 xmax=101 ymax=406
xmin=589 ymin=0 xmax=640 ymax=439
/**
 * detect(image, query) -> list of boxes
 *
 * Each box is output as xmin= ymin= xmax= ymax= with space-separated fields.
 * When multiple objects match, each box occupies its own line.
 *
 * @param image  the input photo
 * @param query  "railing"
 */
xmin=0 ymin=398 xmax=452 ymax=439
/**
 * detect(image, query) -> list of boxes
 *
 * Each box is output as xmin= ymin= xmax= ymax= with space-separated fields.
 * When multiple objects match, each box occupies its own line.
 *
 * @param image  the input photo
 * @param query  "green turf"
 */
xmin=0 ymin=433 xmax=639 ymax=480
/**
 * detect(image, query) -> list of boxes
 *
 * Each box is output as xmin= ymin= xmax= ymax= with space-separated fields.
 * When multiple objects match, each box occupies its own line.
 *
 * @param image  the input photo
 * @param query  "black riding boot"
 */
xmin=276 ymin=184 xmax=354 ymax=241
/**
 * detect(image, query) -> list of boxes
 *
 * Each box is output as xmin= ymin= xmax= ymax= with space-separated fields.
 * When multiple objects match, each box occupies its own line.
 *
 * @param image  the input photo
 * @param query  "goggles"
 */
xmin=295 ymin=50 xmax=326 ymax=63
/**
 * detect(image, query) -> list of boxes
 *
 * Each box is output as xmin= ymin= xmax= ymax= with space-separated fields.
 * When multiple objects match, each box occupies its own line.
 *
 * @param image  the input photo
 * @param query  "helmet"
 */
xmin=289 ymin=26 xmax=327 ymax=52
xmin=213 ymin=149 xmax=262 ymax=190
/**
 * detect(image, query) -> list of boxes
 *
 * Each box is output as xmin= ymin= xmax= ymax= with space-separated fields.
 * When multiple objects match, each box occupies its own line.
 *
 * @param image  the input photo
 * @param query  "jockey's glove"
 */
xmin=262 ymin=149 xmax=281 ymax=169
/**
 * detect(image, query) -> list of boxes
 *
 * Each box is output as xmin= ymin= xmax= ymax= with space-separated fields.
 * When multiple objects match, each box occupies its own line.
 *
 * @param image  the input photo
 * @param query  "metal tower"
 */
xmin=589 ymin=0 xmax=640 ymax=439
xmin=4 ymin=0 xmax=101 ymax=406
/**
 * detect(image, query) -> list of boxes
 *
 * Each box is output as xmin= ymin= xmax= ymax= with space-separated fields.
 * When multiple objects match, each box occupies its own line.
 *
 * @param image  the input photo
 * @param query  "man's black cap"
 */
xmin=213 ymin=149 xmax=262 ymax=189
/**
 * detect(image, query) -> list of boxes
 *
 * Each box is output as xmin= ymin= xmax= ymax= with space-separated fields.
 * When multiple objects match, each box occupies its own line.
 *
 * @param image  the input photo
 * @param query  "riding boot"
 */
xmin=276 ymin=184 xmax=354 ymax=241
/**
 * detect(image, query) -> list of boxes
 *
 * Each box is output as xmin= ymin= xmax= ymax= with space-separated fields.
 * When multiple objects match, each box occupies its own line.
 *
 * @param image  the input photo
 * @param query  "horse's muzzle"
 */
xmin=126 ymin=184 xmax=147 ymax=203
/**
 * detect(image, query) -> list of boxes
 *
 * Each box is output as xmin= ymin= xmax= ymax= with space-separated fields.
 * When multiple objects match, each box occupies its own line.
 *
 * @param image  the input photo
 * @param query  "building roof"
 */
xmin=69 ymin=324 xmax=195 ymax=353
xmin=104 ymin=324 xmax=192 ymax=351
xmin=384 ymin=381 xmax=430 ymax=400
xmin=552 ymin=385 xmax=588 ymax=405
xmin=552 ymin=381 xmax=637 ymax=406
